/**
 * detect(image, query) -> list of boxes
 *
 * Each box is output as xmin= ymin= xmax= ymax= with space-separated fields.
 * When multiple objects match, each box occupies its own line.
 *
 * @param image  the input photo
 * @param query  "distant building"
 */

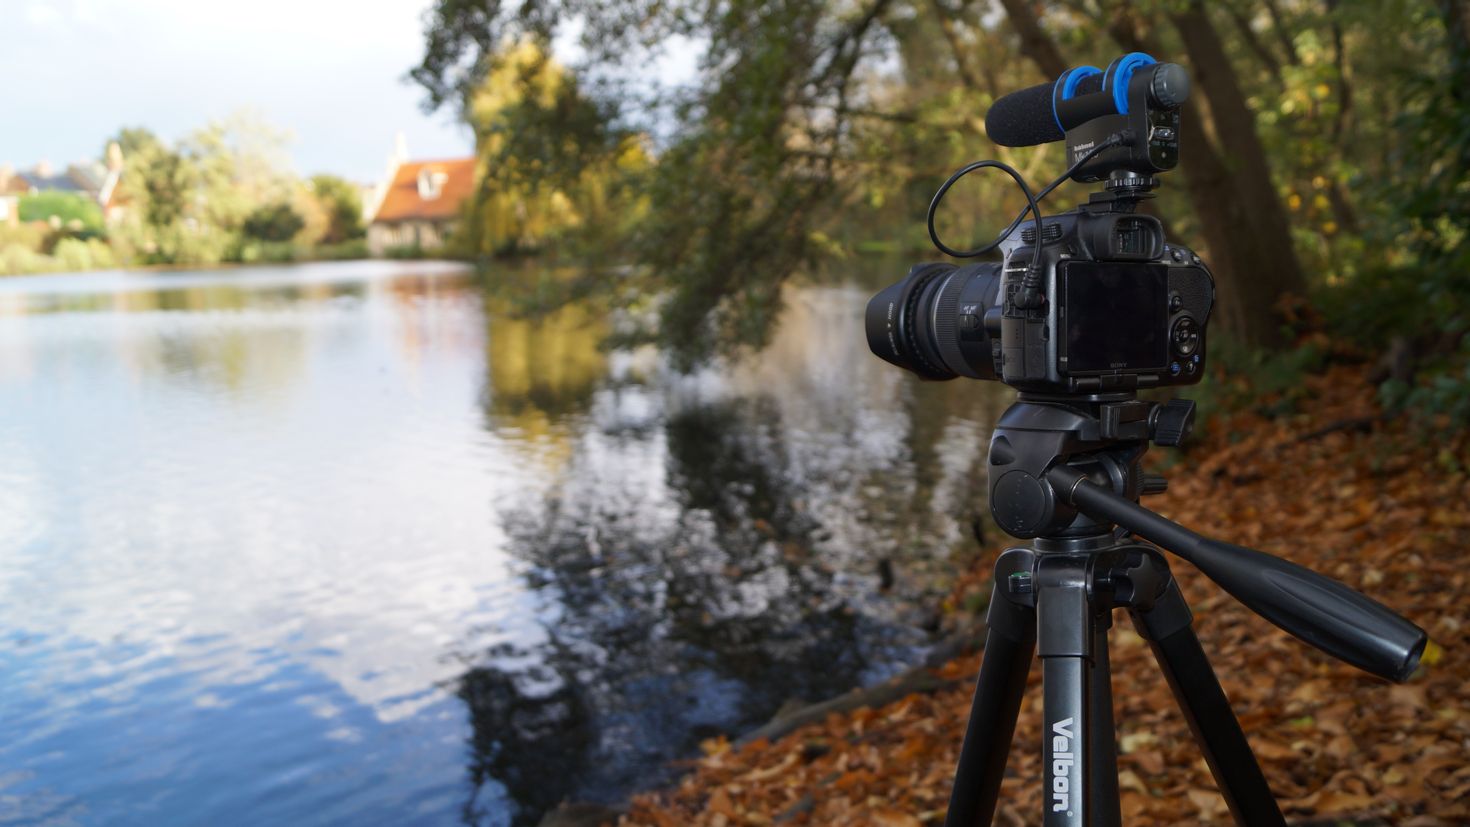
xmin=0 ymin=146 xmax=125 ymax=226
xmin=364 ymin=137 xmax=476 ymax=256
xmin=0 ymin=164 xmax=25 ymax=226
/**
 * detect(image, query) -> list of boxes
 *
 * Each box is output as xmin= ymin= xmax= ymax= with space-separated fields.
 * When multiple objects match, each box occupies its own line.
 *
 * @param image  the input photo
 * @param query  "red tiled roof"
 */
xmin=372 ymin=158 xmax=477 ymax=223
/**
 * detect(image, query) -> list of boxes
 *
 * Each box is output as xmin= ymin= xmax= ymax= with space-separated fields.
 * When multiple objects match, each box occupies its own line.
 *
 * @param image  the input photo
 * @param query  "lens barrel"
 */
xmin=865 ymin=262 xmax=1002 ymax=381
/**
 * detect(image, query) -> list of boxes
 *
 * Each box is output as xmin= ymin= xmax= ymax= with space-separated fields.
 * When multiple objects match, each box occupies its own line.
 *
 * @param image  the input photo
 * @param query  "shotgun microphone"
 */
xmin=984 ymin=56 xmax=1190 ymax=147
xmin=985 ymin=71 xmax=1103 ymax=147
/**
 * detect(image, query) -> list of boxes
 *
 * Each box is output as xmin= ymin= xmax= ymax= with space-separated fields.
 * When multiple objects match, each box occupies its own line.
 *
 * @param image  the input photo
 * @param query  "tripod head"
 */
xmin=988 ymin=394 xmax=1426 ymax=683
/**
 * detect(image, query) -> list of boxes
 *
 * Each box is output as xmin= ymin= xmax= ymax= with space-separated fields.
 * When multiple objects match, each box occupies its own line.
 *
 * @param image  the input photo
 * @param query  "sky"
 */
xmin=0 ymin=0 xmax=478 ymax=182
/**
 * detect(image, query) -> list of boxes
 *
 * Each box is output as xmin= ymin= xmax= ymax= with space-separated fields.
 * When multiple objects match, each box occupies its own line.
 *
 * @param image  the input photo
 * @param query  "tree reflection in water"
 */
xmin=460 ymin=280 xmax=1004 ymax=825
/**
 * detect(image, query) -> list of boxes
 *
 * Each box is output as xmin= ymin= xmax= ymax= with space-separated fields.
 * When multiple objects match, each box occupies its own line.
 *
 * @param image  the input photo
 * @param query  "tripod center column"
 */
xmin=1035 ymin=554 xmax=1095 ymax=827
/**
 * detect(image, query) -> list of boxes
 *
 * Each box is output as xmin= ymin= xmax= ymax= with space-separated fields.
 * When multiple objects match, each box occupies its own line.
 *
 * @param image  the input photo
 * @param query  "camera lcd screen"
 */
xmin=1062 ymin=262 xmax=1168 ymax=373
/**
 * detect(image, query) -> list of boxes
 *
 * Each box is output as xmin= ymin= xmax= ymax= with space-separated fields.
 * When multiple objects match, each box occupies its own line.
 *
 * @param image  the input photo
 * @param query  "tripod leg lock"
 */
xmin=989 ymin=547 xmax=1040 ymax=644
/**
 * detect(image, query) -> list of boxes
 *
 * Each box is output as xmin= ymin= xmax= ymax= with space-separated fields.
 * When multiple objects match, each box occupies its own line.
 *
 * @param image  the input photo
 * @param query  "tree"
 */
xmin=106 ymin=113 xmax=299 ymax=264
xmin=112 ymin=127 xmax=192 ymax=230
xmin=182 ymin=111 xmax=295 ymax=233
xmin=461 ymin=39 xmax=647 ymax=257
xmin=308 ymin=175 xmax=365 ymax=244
xmin=242 ymin=202 xmax=305 ymax=242
xmin=414 ymin=0 xmax=900 ymax=366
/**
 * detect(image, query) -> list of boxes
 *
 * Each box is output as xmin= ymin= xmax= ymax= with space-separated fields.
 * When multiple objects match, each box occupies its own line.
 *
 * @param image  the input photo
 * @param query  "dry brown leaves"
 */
xmin=620 ymin=365 xmax=1470 ymax=826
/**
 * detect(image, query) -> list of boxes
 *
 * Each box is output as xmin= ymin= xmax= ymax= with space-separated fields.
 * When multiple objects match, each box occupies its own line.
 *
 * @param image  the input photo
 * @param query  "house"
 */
xmin=0 ymin=165 xmax=26 ymax=226
xmin=0 ymin=145 xmax=126 ymax=226
xmin=365 ymin=149 xmax=476 ymax=256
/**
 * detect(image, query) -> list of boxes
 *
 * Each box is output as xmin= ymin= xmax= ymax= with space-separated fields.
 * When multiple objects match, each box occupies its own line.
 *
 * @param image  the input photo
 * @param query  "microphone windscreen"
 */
xmin=985 ymin=82 xmax=1062 ymax=147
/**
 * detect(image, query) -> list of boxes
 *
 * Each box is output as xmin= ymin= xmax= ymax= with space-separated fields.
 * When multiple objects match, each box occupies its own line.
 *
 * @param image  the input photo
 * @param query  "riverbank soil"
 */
xmin=618 ymin=363 xmax=1470 ymax=826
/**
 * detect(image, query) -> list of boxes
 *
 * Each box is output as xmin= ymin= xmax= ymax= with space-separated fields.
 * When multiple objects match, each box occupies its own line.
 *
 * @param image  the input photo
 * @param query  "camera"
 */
xmin=865 ymin=53 xmax=1214 ymax=395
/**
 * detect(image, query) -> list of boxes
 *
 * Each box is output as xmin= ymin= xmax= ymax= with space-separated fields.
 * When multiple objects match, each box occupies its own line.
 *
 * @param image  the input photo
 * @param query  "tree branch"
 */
xmin=996 ymin=0 xmax=1068 ymax=78
xmin=1224 ymin=2 xmax=1284 ymax=83
xmin=927 ymin=0 xmax=987 ymax=94
xmin=1262 ymin=0 xmax=1301 ymax=65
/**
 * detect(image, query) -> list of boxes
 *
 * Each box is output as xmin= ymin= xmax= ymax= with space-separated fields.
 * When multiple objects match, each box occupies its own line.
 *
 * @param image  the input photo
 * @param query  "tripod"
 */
xmin=943 ymin=394 xmax=1427 ymax=827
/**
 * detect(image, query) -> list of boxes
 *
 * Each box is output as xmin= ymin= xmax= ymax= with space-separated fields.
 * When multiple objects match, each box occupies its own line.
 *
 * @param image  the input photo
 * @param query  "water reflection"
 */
xmin=0 ymin=261 xmax=1005 ymax=827
xmin=465 ymin=279 xmax=1007 ymax=824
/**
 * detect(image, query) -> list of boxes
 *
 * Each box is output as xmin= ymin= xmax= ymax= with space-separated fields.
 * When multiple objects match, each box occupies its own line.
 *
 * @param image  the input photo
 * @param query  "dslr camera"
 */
xmin=866 ymin=53 xmax=1214 ymax=394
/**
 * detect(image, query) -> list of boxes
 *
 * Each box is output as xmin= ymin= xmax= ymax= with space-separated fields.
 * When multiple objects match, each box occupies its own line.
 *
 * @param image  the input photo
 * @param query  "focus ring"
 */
xmin=932 ymin=271 xmax=978 ymax=379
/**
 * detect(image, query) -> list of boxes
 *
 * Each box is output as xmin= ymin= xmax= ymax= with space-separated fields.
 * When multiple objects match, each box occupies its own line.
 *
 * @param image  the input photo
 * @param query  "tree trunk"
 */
xmin=1171 ymin=0 xmax=1308 ymax=349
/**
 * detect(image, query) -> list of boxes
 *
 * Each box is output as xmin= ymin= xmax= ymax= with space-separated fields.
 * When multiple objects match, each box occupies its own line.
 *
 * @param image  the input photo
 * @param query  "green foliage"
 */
xmin=1189 ymin=336 xmax=1331 ymax=423
xmin=0 ymin=244 xmax=58 ymax=275
xmin=0 ymin=237 xmax=116 ymax=276
xmin=308 ymin=175 xmax=365 ymax=243
xmin=116 ymin=127 xmax=192 ymax=230
xmin=1317 ymin=262 xmax=1470 ymax=351
xmin=242 ymin=202 xmax=305 ymax=242
xmin=384 ymin=243 xmax=429 ymax=260
xmin=108 ymin=114 xmax=298 ymax=265
xmin=1379 ymin=360 xmax=1470 ymax=433
xmin=460 ymin=41 xmax=648 ymax=260
xmin=314 ymin=239 xmax=370 ymax=260
xmin=52 ymin=237 xmax=117 ymax=271
xmin=18 ymin=191 xmax=104 ymax=233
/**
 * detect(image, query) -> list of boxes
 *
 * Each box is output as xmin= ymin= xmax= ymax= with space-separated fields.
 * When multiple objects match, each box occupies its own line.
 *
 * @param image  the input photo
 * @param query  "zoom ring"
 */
xmin=902 ymin=265 xmax=954 ymax=379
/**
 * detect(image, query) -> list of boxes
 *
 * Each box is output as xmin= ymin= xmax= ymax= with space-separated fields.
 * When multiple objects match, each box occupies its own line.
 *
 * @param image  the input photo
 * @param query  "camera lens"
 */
xmin=865 ymin=262 xmax=1003 ymax=380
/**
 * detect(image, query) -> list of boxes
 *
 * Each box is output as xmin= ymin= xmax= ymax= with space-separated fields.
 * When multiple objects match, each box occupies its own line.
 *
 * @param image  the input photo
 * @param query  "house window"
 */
xmin=418 ymin=169 xmax=448 ymax=200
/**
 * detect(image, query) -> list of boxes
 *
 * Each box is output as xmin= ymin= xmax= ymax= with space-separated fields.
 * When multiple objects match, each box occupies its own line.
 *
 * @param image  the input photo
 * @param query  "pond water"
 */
xmin=0 ymin=260 xmax=1008 ymax=826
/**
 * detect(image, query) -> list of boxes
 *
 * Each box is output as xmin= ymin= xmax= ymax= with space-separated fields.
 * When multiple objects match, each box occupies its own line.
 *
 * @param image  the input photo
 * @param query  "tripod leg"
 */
xmin=1130 ymin=579 xmax=1287 ymax=827
xmin=945 ymin=549 xmax=1037 ymax=827
xmin=1088 ymin=612 xmax=1121 ymax=827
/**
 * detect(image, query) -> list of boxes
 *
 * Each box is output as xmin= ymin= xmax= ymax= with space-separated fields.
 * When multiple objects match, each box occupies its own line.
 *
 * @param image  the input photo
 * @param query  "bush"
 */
xmin=52 ymin=237 xmax=117 ymax=272
xmin=0 ymin=244 xmax=58 ymax=275
xmin=313 ymin=239 xmax=369 ymax=260
xmin=384 ymin=243 xmax=428 ymax=259
xmin=1377 ymin=338 xmax=1470 ymax=435
xmin=0 ymin=222 xmax=48 ymax=254
xmin=1186 ymin=337 xmax=1332 ymax=425
xmin=235 ymin=241 xmax=302 ymax=263
xmin=242 ymin=202 xmax=306 ymax=243
xmin=18 ymin=191 xmax=104 ymax=234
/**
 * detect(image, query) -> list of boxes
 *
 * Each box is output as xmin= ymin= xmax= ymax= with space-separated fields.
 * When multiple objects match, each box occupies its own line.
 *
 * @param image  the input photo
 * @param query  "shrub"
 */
xmin=18 ymin=191 xmax=104 ymax=234
xmin=52 ymin=237 xmax=116 ymax=272
xmin=0 ymin=244 xmax=57 ymax=275
xmin=242 ymin=203 xmax=306 ymax=243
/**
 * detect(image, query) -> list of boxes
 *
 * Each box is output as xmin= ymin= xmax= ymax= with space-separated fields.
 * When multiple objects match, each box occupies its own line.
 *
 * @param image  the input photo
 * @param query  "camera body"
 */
xmin=868 ymin=203 xmax=1214 ymax=393
xmin=995 ymin=203 xmax=1213 ymax=393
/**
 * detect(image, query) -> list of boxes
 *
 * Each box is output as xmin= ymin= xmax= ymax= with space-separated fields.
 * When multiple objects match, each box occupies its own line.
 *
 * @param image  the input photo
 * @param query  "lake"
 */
xmin=0 ymin=260 xmax=1007 ymax=826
